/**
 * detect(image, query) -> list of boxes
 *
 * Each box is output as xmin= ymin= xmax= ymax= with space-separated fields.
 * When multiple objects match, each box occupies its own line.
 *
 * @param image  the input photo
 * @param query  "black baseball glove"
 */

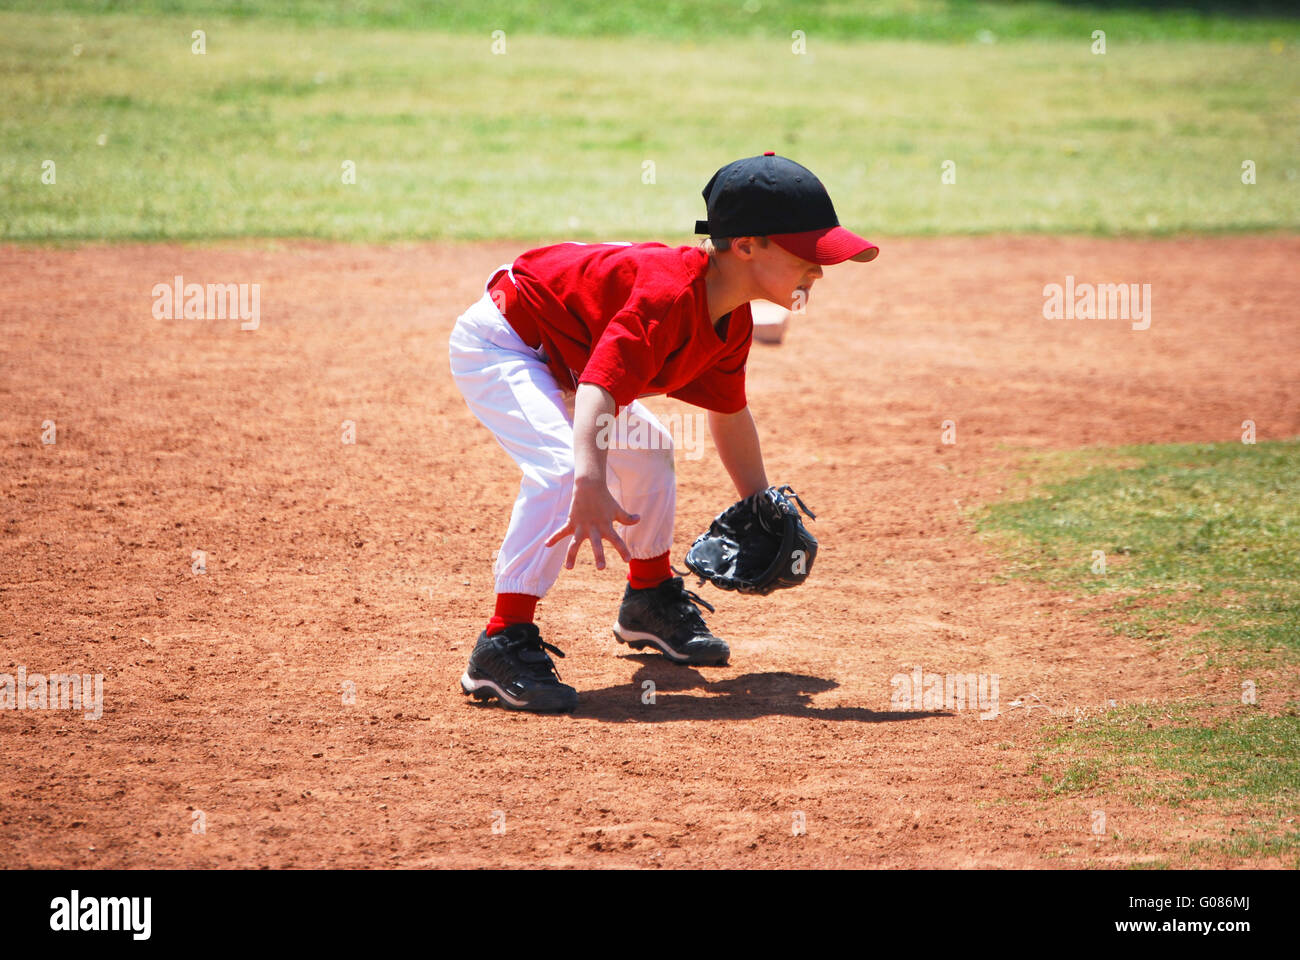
xmin=684 ymin=485 xmax=818 ymax=596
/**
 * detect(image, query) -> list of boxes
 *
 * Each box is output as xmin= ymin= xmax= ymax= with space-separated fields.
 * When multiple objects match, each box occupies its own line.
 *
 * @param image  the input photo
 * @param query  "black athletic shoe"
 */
xmin=613 ymin=576 xmax=730 ymax=665
xmin=460 ymin=623 xmax=578 ymax=713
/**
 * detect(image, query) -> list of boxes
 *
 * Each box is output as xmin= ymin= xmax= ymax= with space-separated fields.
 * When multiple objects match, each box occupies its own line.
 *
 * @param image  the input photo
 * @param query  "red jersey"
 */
xmin=498 ymin=241 xmax=753 ymax=414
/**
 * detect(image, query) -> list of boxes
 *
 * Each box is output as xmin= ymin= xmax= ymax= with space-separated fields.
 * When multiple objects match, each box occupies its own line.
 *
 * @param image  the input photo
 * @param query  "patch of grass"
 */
xmin=1049 ymin=755 xmax=1102 ymax=794
xmin=1034 ymin=703 xmax=1300 ymax=865
xmin=2 ymin=11 xmax=1297 ymax=242
xmin=985 ymin=439 xmax=1300 ymax=864
xmin=980 ymin=439 xmax=1300 ymax=662
xmin=1201 ymin=820 xmax=1300 ymax=865
xmin=9 ymin=1 xmax=1300 ymax=43
xmin=1045 ymin=704 xmax=1300 ymax=803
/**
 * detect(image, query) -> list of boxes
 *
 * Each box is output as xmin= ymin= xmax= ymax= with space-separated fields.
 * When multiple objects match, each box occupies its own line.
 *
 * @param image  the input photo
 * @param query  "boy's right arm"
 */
xmin=543 ymin=382 xmax=641 ymax=570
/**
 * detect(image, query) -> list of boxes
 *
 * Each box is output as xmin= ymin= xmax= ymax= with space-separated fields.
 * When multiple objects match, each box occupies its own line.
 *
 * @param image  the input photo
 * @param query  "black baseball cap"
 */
xmin=694 ymin=153 xmax=878 ymax=264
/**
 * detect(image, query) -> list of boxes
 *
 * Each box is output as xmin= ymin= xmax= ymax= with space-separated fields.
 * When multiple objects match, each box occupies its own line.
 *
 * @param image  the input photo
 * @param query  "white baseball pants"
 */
xmin=448 ymin=265 xmax=677 ymax=598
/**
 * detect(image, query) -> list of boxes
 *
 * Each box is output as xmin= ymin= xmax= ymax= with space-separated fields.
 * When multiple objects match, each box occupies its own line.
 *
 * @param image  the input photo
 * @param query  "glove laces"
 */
xmin=772 ymin=484 xmax=817 ymax=520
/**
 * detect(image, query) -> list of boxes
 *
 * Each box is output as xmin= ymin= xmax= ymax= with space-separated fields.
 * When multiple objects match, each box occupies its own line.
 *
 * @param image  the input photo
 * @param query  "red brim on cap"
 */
xmin=769 ymin=226 xmax=879 ymax=264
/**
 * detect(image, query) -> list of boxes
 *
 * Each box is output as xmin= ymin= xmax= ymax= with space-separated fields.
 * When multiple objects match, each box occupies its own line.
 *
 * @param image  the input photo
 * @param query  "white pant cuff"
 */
xmin=627 ymin=543 xmax=675 ymax=561
xmin=492 ymin=579 xmax=548 ymax=598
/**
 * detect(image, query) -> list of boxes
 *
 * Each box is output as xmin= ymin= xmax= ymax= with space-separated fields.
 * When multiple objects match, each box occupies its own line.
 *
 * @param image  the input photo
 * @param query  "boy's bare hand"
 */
xmin=545 ymin=478 xmax=640 ymax=570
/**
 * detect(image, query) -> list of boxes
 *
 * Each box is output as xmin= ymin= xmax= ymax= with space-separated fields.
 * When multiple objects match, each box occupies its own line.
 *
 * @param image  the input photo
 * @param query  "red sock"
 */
xmin=628 ymin=551 xmax=671 ymax=590
xmin=485 ymin=593 xmax=540 ymax=636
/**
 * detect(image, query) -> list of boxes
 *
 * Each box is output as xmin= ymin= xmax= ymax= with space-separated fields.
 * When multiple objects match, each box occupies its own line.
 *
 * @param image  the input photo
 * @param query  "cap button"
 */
xmin=763 ymin=151 xmax=775 ymax=156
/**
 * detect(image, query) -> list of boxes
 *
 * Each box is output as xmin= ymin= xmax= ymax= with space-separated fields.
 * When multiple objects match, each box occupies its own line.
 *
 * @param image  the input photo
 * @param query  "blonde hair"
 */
xmin=700 ymin=236 xmax=769 ymax=258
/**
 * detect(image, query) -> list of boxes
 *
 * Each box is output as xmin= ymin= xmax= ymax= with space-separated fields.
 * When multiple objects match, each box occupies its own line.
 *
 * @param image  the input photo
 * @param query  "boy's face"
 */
xmin=735 ymin=237 xmax=824 ymax=309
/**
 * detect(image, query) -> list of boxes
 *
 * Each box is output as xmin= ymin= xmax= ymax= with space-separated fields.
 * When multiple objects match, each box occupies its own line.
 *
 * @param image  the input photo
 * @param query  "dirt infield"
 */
xmin=2 ymin=235 xmax=1297 ymax=868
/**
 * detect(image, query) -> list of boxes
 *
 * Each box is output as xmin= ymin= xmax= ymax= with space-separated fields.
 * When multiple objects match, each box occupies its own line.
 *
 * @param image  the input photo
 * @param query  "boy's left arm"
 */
xmin=708 ymin=405 xmax=769 ymax=500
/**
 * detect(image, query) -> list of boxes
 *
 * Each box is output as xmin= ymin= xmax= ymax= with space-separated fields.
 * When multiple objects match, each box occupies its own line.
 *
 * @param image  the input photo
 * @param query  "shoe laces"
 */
xmin=500 ymin=624 xmax=567 ymax=682
xmin=660 ymin=574 xmax=715 ymax=625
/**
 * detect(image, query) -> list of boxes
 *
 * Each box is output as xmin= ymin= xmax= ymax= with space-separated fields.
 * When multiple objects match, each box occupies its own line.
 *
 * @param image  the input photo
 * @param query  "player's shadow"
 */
xmin=574 ymin=657 xmax=946 ymax=723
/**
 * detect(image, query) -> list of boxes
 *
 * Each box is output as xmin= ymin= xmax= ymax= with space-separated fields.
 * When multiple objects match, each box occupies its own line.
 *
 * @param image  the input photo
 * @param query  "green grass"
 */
xmin=1034 ymin=701 xmax=1300 ymax=866
xmin=980 ymin=439 xmax=1300 ymax=865
xmin=1043 ymin=703 xmax=1300 ymax=806
xmin=1 ymin=9 xmax=1297 ymax=243
xmin=8 ymin=1 xmax=1300 ymax=43
xmin=980 ymin=439 xmax=1300 ymax=663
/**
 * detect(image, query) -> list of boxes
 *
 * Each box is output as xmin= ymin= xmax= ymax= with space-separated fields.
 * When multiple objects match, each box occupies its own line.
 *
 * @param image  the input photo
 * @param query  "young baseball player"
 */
xmin=448 ymin=153 xmax=877 ymax=712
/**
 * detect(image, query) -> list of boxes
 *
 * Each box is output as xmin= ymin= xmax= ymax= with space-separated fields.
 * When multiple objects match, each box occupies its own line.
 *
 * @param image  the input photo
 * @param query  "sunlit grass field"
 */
xmin=10 ymin=0 xmax=1300 ymax=42
xmin=2 ymin=8 xmax=1296 ymax=243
